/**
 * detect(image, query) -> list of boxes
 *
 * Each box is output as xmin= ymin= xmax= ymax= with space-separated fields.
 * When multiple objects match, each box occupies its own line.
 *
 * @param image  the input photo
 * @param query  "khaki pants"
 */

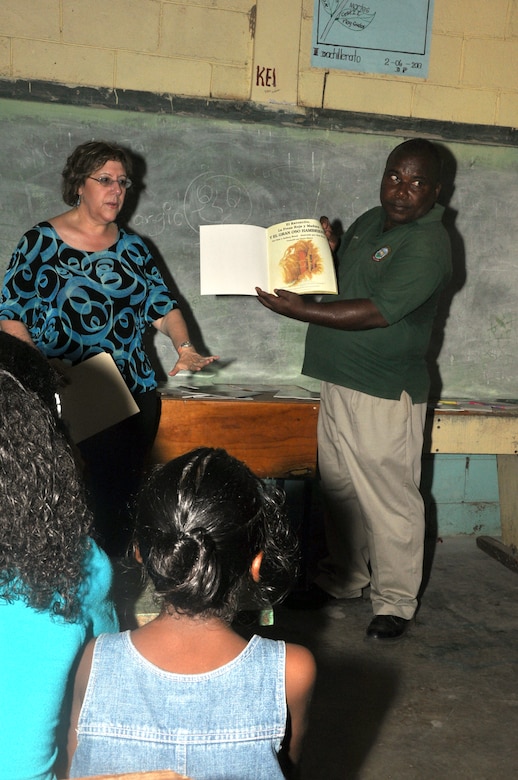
xmin=314 ymin=382 xmax=426 ymax=619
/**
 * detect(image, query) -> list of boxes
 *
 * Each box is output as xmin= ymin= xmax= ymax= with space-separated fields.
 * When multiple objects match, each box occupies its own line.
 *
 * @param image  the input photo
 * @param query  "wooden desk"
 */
xmin=426 ymin=410 xmax=518 ymax=456
xmin=152 ymin=396 xmax=518 ymax=556
xmin=426 ymin=409 xmax=518 ymax=567
xmin=152 ymin=393 xmax=319 ymax=479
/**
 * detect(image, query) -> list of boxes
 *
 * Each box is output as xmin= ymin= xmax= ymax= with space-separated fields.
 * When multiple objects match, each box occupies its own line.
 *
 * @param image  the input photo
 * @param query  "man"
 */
xmin=256 ymin=138 xmax=452 ymax=641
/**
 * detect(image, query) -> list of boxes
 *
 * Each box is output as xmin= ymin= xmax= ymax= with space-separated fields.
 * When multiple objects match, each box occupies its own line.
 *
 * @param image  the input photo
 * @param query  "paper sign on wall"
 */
xmin=311 ymin=0 xmax=435 ymax=78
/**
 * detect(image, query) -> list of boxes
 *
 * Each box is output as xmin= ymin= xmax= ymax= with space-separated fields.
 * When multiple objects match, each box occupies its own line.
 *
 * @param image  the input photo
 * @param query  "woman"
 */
xmin=0 ymin=140 xmax=218 ymax=555
xmin=0 ymin=355 xmax=118 ymax=780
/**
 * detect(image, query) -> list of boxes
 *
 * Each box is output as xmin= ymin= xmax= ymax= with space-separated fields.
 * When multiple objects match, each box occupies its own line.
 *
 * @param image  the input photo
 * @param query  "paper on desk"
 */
xmin=164 ymin=383 xmax=321 ymax=400
xmin=431 ymin=398 xmax=518 ymax=412
xmin=274 ymin=385 xmax=320 ymax=400
xmin=175 ymin=384 xmax=260 ymax=399
xmin=51 ymin=352 xmax=139 ymax=443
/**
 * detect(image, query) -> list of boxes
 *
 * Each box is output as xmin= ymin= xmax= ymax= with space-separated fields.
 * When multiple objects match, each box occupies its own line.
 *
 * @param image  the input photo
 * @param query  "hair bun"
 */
xmin=175 ymin=527 xmax=215 ymax=560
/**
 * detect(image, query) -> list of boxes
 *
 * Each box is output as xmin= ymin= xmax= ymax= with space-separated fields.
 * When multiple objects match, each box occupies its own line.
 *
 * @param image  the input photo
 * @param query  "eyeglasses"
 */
xmin=88 ymin=175 xmax=132 ymax=190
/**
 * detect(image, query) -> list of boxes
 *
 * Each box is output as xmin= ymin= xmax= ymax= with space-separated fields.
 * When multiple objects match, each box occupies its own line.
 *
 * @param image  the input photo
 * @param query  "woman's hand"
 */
xmin=168 ymin=347 xmax=219 ymax=376
xmin=153 ymin=310 xmax=218 ymax=376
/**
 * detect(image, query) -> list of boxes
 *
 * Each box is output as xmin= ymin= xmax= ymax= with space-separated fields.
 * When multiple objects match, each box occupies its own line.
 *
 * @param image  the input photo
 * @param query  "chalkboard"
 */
xmin=1 ymin=97 xmax=518 ymax=399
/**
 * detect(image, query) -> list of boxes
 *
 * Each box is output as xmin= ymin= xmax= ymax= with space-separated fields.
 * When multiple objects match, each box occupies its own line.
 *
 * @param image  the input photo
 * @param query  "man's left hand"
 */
xmin=255 ymin=288 xmax=307 ymax=321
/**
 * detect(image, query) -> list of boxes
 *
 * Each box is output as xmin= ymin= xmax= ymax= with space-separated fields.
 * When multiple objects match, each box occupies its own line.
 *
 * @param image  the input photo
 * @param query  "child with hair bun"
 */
xmin=68 ymin=447 xmax=316 ymax=780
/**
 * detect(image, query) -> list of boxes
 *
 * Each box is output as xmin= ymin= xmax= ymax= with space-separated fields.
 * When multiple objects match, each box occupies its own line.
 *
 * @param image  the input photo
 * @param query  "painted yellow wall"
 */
xmin=0 ymin=0 xmax=517 ymax=127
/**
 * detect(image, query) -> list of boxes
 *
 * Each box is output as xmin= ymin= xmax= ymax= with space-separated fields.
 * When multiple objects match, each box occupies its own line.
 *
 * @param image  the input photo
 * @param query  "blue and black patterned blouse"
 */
xmin=0 ymin=222 xmax=177 ymax=395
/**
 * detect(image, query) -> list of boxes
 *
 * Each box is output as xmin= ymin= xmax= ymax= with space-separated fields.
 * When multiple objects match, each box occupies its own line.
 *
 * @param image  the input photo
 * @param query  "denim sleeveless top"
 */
xmin=70 ymin=631 xmax=287 ymax=780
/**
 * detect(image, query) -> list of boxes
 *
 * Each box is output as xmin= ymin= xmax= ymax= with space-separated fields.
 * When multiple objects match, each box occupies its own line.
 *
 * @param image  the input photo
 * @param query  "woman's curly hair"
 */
xmin=134 ymin=447 xmax=300 ymax=622
xmin=0 ymin=371 xmax=91 ymax=619
xmin=0 ymin=332 xmax=63 ymax=420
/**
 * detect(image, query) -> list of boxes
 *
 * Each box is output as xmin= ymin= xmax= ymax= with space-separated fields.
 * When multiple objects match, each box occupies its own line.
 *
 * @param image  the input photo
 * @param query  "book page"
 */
xmin=200 ymin=224 xmax=269 ymax=295
xmin=266 ymin=218 xmax=338 ymax=295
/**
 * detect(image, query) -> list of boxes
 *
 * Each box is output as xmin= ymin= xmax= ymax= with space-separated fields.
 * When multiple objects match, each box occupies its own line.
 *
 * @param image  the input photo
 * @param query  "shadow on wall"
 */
xmin=118 ymin=147 xmax=218 ymax=382
xmin=426 ymin=143 xmax=466 ymax=401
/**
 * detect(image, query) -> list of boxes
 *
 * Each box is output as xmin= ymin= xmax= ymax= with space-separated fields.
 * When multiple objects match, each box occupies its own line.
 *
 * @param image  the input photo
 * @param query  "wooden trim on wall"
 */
xmin=1 ymin=78 xmax=517 ymax=148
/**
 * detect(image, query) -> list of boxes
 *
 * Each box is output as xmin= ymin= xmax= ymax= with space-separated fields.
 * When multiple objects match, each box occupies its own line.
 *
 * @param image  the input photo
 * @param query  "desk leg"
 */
xmin=496 ymin=455 xmax=518 ymax=549
xmin=477 ymin=456 xmax=518 ymax=574
xmin=300 ymin=478 xmax=315 ymax=588
xmin=276 ymin=477 xmax=315 ymax=590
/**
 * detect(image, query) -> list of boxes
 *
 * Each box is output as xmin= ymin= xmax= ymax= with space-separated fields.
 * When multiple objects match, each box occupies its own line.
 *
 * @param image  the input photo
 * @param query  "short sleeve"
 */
xmin=79 ymin=538 xmax=119 ymax=638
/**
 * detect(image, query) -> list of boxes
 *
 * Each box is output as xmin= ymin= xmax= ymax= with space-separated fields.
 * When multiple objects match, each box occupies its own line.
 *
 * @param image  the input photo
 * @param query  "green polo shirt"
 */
xmin=302 ymin=204 xmax=452 ymax=402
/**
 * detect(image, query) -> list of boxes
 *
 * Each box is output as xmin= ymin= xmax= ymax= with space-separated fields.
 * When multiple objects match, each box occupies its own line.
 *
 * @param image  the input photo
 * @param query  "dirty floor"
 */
xmin=113 ymin=535 xmax=518 ymax=780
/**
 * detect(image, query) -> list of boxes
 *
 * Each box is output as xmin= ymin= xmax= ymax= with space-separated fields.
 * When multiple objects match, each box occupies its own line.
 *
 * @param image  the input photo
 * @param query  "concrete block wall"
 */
xmin=298 ymin=0 xmax=518 ymax=127
xmin=1 ymin=0 xmax=517 ymax=128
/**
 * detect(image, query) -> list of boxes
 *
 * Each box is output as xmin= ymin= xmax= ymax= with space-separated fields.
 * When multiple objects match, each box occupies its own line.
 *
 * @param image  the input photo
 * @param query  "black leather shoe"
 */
xmin=366 ymin=614 xmax=411 ymax=641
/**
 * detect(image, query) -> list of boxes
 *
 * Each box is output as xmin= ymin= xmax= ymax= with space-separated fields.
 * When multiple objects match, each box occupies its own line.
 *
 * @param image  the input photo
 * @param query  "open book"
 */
xmin=200 ymin=218 xmax=338 ymax=295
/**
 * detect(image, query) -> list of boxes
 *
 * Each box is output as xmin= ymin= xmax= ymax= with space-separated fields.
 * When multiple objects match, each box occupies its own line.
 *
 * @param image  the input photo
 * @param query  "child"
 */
xmin=68 ymin=447 xmax=316 ymax=779
xmin=0 ymin=358 xmax=118 ymax=780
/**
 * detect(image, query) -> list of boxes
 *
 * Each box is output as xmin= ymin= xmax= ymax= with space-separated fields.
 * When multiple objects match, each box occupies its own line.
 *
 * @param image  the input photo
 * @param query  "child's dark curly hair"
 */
xmin=0 ymin=332 xmax=63 ymax=419
xmin=133 ymin=447 xmax=300 ymax=622
xmin=0 ymin=371 xmax=91 ymax=619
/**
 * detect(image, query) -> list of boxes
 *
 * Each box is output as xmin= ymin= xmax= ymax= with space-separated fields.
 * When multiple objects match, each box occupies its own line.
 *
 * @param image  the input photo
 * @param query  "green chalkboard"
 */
xmin=1 ymin=97 xmax=517 ymax=398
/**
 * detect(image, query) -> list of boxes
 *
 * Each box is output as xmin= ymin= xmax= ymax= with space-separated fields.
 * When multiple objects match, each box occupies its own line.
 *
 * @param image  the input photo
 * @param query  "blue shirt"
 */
xmin=0 ymin=223 xmax=177 ymax=395
xmin=0 ymin=538 xmax=119 ymax=780
xmin=70 ymin=632 xmax=287 ymax=780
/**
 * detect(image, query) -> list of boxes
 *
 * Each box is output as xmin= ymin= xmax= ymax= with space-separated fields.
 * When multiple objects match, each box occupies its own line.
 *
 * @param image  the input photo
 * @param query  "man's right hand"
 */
xmin=320 ymin=216 xmax=340 ymax=253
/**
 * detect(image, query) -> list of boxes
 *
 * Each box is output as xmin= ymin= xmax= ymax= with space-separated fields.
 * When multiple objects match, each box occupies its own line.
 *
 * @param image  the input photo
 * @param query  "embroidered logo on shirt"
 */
xmin=372 ymin=246 xmax=391 ymax=262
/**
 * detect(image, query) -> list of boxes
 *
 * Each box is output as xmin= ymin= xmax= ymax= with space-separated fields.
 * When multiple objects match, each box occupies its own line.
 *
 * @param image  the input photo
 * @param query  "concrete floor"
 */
xmin=113 ymin=536 xmax=518 ymax=780
xmin=254 ymin=536 xmax=518 ymax=780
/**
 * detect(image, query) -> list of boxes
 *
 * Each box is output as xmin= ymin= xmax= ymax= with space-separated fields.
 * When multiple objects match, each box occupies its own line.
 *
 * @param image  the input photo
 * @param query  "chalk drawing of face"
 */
xmin=184 ymin=172 xmax=252 ymax=231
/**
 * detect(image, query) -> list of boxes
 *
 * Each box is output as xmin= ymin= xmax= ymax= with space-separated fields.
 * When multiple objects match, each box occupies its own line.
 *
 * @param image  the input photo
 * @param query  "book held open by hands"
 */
xmin=200 ymin=218 xmax=338 ymax=296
